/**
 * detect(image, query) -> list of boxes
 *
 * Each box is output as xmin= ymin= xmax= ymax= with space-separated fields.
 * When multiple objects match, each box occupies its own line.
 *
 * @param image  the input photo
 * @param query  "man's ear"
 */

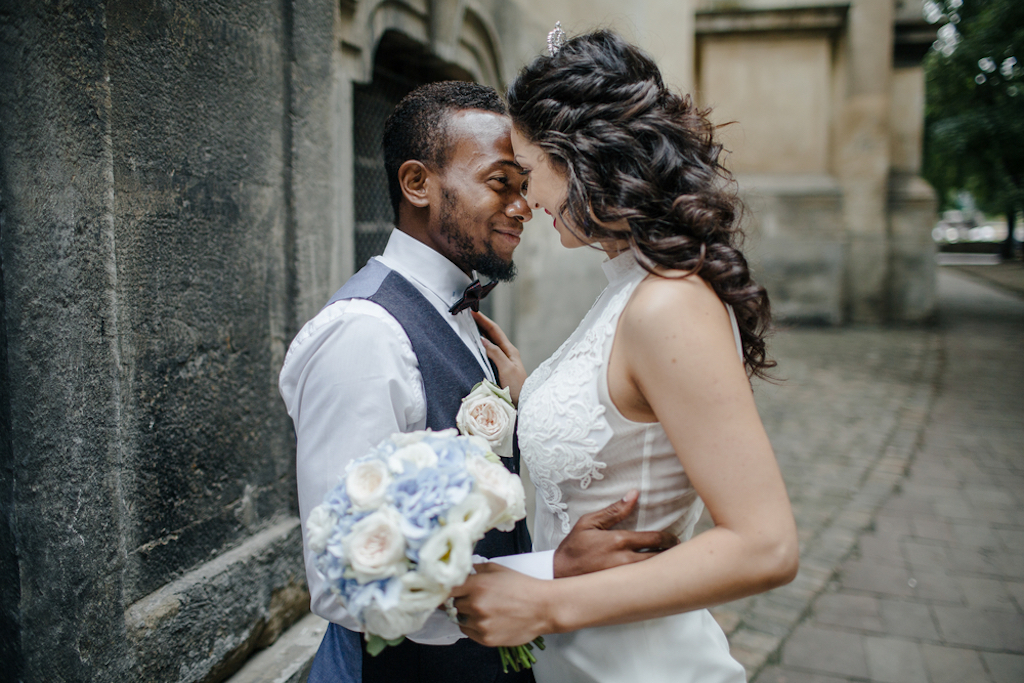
xmin=397 ymin=160 xmax=433 ymax=209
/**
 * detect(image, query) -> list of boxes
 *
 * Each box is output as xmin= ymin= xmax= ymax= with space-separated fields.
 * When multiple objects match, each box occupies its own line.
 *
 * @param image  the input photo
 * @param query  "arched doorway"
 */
xmin=352 ymin=31 xmax=475 ymax=269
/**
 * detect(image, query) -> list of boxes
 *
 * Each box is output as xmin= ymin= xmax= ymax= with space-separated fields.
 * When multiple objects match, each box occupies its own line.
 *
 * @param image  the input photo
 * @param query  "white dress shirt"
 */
xmin=279 ymin=229 xmax=551 ymax=645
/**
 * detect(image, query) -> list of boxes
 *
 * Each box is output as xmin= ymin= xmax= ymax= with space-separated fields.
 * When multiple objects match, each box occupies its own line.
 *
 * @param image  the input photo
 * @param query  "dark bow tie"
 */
xmin=449 ymin=279 xmax=498 ymax=315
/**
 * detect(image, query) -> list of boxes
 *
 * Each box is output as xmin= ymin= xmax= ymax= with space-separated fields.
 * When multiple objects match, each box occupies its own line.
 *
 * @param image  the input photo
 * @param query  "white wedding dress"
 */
xmin=517 ymin=250 xmax=747 ymax=683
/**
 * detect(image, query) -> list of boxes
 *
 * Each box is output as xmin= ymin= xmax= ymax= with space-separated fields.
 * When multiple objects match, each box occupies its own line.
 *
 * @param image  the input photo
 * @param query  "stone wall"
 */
xmin=0 ymin=1 xmax=318 ymax=680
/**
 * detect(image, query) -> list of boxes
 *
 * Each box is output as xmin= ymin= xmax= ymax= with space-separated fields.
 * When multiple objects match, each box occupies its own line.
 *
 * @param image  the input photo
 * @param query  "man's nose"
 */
xmin=508 ymin=194 xmax=532 ymax=222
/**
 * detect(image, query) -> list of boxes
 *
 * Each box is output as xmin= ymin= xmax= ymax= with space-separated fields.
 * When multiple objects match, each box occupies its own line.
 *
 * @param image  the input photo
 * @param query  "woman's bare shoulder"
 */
xmin=624 ymin=271 xmax=727 ymax=327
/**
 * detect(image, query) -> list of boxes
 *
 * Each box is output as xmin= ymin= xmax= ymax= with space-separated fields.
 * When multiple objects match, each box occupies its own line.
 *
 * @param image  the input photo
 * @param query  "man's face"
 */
xmin=426 ymin=110 xmax=532 ymax=281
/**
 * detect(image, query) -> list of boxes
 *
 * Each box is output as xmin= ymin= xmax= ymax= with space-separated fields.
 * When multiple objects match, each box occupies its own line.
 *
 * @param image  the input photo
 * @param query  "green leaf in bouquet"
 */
xmin=365 ymin=633 xmax=406 ymax=657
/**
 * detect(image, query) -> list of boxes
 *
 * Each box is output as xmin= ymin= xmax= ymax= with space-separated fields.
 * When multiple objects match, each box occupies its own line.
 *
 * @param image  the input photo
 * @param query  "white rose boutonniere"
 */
xmin=456 ymin=380 xmax=516 ymax=458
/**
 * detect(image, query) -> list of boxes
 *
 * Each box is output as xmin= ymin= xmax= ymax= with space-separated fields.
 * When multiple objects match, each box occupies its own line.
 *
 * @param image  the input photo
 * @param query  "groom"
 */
xmin=279 ymin=81 xmax=675 ymax=683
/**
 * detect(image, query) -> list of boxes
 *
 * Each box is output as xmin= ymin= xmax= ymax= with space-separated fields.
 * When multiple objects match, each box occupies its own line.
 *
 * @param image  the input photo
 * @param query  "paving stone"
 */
xmin=908 ymin=569 xmax=966 ymax=604
xmin=811 ymin=592 xmax=882 ymax=631
xmin=965 ymin=487 xmax=1017 ymax=509
xmin=949 ymin=522 xmax=1003 ymax=551
xmin=910 ymin=517 xmax=955 ymax=543
xmin=946 ymin=546 xmax=1004 ymax=576
xmin=919 ymin=644 xmax=991 ymax=683
xmin=874 ymin=515 xmax=913 ymax=538
xmin=955 ymin=576 xmax=1018 ymax=612
xmin=754 ymin=665 xmax=852 ymax=683
xmin=863 ymin=636 xmax=928 ymax=683
xmin=857 ymin=534 xmax=904 ymax=566
xmin=932 ymin=605 xmax=1024 ymax=651
xmin=995 ymin=528 xmax=1024 ymax=553
xmin=780 ymin=625 xmax=868 ymax=679
xmin=902 ymin=539 xmax=951 ymax=571
xmin=982 ymin=652 xmax=1024 ymax=683
xmin=877 ymin=598 xmax=940 ymax=640
xmin=839 ymin=560 xmax=914 ymax=598
xmin=995 ymin=551 xmax=1024 ymax=580
xmin=1005 ymin=581 xmax=1024 ymax=612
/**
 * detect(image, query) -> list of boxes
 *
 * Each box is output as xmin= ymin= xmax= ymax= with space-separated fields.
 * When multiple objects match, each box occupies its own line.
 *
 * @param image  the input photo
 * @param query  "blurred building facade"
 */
xmin=0 ymin=1 xmax=936 ymax=682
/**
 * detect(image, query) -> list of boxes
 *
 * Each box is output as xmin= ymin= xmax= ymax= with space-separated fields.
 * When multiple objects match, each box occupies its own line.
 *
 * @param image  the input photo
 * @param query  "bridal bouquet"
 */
xmin=305 ymin=381 xmax=538 ymax=669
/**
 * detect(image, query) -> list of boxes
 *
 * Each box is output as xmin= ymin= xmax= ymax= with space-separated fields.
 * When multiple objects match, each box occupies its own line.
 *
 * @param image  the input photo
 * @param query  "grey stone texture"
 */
xmin=729 ymin=268 xmax=1024 ymax=682
xmin=0 ymin=1 xmax=315 ymax=680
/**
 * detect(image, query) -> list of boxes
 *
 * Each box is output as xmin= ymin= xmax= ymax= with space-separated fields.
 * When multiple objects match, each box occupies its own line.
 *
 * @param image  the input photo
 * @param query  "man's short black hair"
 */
xmin=382 ymin=81 xmax=507 ymax=218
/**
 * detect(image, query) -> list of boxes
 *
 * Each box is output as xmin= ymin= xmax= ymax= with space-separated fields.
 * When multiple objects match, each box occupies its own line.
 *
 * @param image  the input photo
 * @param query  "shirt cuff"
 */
xmin=488 ymin=549 xmax=555 ymax=581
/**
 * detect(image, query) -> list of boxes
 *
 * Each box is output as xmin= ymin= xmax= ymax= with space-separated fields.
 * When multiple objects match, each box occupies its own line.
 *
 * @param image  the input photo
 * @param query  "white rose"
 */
xmin=387 ymin=442 xmax=439 ymax=474
xmin=343 ymin=506 xmax=408 ymax=584
xmin=444 ymin=492 xmax=492 ymax=541
xmin=466 ymin=455 xmax=526 ymax=532
xmin=346 ymin=459 xmax=391 ymax=511
xmin=305 ymin=504 xmax=336 ymax=554
xmin=418 ymin=523 xmax=476 ymax=589
xmin=456 ymin=381 xmax=516 ymax=458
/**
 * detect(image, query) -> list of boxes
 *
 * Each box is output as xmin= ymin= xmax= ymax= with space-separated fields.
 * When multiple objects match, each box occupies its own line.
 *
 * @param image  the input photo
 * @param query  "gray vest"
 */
xmin=309 ymin=259 xmax=532 ymax=683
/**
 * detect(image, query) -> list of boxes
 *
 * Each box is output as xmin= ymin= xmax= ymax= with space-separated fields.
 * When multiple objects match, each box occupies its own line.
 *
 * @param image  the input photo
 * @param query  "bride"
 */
xmin=451 ymin=30 xmax=799 ymax=682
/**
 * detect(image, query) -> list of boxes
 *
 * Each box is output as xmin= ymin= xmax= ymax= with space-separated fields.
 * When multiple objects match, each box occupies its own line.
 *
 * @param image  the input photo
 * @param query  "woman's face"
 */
xmin=510 ymin=127 xmax=592 ymax=249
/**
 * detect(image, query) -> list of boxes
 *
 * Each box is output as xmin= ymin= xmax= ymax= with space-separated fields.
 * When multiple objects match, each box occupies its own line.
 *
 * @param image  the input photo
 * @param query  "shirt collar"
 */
xmin=379 ymin=229 xmax=476 ymax=307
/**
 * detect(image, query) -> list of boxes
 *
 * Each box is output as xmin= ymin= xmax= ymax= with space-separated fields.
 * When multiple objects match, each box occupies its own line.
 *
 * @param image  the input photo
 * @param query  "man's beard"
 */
xmin=439 ymin=188 xmax=517 ymax=282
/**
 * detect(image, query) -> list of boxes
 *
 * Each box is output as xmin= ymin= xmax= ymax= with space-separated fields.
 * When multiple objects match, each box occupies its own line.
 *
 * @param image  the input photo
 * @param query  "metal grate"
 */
xmin=351 ymin=55 xmax=494 ymax=317
xmin=353 ymin=68 xmax=421 ymax=270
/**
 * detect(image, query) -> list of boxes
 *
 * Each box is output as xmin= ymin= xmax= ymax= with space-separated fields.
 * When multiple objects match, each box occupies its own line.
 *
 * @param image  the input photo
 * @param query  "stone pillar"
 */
xmin=836 ymin=0 xmax=895 ymax=323
xmin=0 ymin=2 xmax=131 ymax=680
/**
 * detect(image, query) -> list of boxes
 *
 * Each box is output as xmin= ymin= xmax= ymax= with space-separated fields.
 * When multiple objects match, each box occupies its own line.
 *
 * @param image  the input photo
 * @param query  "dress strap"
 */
xmin=726 ymin=304 xmax=743 ymax=361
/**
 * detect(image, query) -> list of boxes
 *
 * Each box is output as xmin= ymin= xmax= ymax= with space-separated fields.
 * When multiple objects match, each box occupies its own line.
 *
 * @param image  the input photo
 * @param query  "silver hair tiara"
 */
xmin=547 ymin=21 xmax=566 ymax=56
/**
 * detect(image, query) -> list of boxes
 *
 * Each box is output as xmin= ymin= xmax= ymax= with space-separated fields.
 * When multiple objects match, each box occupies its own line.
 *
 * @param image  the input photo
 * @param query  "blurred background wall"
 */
xmin=0 ymin=1 xmax=936 ymax=681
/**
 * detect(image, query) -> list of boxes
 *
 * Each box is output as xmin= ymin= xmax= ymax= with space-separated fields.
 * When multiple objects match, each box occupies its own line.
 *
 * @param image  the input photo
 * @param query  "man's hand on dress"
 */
xmin=553 ymin=489 xmax=679 ymax=578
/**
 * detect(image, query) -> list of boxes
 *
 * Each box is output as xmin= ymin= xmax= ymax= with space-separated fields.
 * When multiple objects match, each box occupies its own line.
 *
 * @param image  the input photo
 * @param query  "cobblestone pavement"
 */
xmin=712 ymin=267 xmax=1024 ymax=682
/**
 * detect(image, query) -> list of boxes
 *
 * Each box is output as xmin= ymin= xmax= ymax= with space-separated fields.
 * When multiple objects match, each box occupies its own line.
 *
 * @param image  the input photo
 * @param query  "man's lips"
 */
xmin=495 ymin=227 xmax=522 ymax=244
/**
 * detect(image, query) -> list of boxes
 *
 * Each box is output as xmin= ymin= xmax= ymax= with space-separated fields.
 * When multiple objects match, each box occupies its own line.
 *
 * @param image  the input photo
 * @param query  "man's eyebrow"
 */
xmin=490 ymin=159 xmax=526 ymax=173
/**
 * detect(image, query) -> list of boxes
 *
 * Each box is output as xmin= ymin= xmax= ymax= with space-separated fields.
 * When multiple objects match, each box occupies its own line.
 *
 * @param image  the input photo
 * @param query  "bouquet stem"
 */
xmin=498 ymin=636 xmax=546 ymax=673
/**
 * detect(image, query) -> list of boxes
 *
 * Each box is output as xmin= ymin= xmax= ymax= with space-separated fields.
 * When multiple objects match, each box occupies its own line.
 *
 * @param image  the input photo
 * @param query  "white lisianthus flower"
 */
xmin=456 ymin=380 xmax=516 ymax=458
xmin=444 ymin=492 xmax=492 ymax=541
xmin=418 ymin=523 xmax=476 ymax=589
xmin=466 ymin=454 xmax=527 ymax=532
xmin=387 ymin=442 xmax=438 ymax=474
xmin=395 ymin=571 xmax=449 ymax=613
xmin=343 ymin=506 xmax=408 ymax=583
xmin=362 ymin=600 xmax=433 ymax=641
xmin=305 ymin=504 xmax=336 ymax=554
xmin=390 ymin=430 xmax=429 ymax=447
xmin=346 ymin=459 xmax=391 ymax=511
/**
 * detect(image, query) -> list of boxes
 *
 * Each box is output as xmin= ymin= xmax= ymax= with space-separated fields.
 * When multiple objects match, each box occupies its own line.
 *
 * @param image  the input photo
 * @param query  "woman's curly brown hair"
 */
xmin=506 ymin=30 xmax=775 ymax=380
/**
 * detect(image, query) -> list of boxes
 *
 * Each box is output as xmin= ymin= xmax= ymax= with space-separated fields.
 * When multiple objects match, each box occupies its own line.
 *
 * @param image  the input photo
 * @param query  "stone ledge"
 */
xmin=125 ymin=517 xmax=308 ymax=683
xmin=696 ymin=4 xmax=849 ymax=36
xmin=226 ymin=613 xmax=327 ymax=683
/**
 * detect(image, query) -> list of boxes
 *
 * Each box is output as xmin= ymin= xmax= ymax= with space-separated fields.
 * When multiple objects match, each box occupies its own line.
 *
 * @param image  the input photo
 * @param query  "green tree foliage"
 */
xmin=923 ymin=0 xmax=1024 ymax=225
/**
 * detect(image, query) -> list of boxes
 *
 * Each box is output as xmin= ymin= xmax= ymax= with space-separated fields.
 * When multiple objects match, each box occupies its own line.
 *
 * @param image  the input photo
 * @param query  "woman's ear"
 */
xmin=398 ymin=160 xmax=431 ymax=209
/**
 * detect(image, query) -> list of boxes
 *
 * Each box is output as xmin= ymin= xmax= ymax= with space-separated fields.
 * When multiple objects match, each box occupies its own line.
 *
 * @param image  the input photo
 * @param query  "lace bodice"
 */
xmin=519 ymin=251 xmax=743 ymax=552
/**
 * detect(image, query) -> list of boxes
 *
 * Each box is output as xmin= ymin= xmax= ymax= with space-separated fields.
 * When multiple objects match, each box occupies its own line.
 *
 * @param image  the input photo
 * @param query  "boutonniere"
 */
xmin=456 ymin=380 xmax=516 ymax=459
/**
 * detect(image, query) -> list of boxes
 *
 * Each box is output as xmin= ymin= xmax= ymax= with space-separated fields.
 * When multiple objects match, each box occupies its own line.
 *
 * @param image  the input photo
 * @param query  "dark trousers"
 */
xmin=307 ymin=622 xmax=536 ymax=683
